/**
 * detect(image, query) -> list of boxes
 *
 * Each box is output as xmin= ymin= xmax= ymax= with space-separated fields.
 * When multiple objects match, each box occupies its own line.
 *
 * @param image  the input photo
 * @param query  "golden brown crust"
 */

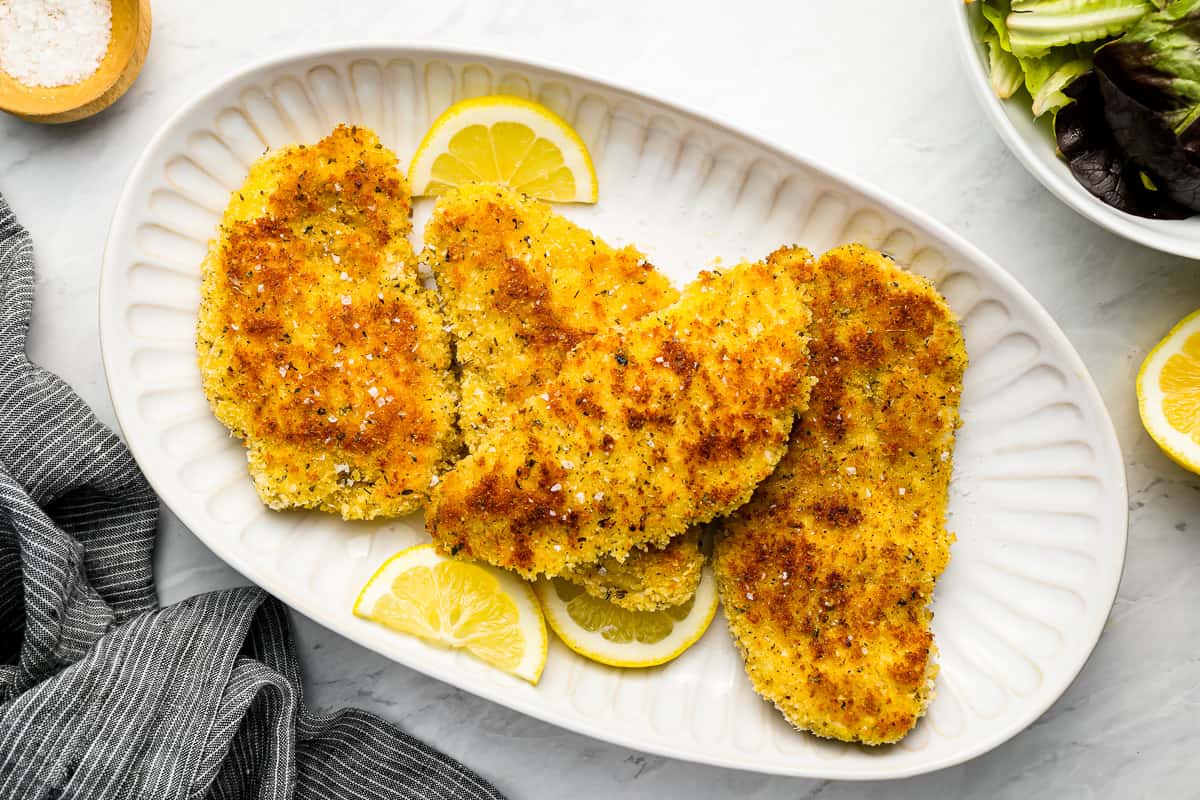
xmin=428 ymin=247 xmax=817 ymax=579
xmin=423 ymin=182 xmax=679 ymax=450
xmin=425 ymin=184 xmax=703 ymax=608
xmin=197 ymin=125 xmax=459 ymax=519
xmin=560 ymin=529 xmax=705 ymax=611
xmin=714 ymin=244 xmax=966 ymax=745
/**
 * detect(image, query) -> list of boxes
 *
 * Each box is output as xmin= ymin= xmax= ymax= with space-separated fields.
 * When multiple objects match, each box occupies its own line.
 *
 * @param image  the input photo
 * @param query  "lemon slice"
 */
xmin=354 ymin=544 xmax=547 ymax=684
xmin=1139 ymin=308 xmax=1200 ymax=473
xmin=534 ymin=568 xmax=718 ymax=668
xmin=408 ymin=95 xmax=598 ymax=202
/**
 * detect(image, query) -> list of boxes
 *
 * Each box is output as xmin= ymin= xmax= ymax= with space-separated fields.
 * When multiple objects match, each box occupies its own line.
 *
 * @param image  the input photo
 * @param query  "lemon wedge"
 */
xmin=1138 ymin=308 xmax=1200 ymax=474
xmin=408 ymin=95 xmax=598 ymax=202
xmin=354 ymin=544 xmax=547 ymax=684
xmin=534 ymin=568 xmax=718 ymax=668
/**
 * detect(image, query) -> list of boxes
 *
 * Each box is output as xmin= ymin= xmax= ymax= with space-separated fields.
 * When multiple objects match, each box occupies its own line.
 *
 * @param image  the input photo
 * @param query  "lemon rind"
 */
xmin=408 ymin=94 xmax=598 ymax=203
xmin=1138 ymin=307 xmax=1200 ymax=473
xmin=354 ymin=543 xmax=548 ymax=684
xmin=534 ymin=569 xmax=718 ymax=669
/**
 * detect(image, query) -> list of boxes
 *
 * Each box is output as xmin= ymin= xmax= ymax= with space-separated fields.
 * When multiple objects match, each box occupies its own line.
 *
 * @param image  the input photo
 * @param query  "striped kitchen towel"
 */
xmin=0 ymin=194 xmax=505 ymax=800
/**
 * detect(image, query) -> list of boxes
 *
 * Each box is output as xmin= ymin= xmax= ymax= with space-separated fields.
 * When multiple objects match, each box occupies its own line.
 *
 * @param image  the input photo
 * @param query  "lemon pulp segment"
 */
xmin=373 ymin=562 xmax=523 ymax=670
xmin=552 ymin=578 xmax=696 ymax=645
xmin=1160 ymin=330 xmax=1200 ymax=442
xmin=429 ymin=122 xmax=576 ymax=199
xmin=1137 ymin=308 xmax=1200 ymax=474
xmin=354 ymin=544 xmax=547 ymax=683
xmin=535 ymin=568 xmax=718 ymax=669
xmin=409 ymin=95 xmax=597 ymax=203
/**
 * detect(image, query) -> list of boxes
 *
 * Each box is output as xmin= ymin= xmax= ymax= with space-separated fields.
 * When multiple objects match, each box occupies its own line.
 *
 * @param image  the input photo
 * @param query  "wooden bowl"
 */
xmin=0 ymin=0 xmax=151 ymax=124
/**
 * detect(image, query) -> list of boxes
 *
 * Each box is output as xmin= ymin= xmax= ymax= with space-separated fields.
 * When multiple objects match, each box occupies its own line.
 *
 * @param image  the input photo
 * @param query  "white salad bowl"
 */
xmin=952 ymin=0 xmax=1200 ymax=259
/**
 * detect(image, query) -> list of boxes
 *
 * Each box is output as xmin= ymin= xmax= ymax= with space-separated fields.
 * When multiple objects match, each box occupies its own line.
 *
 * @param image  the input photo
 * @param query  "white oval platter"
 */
xmin=99 ymin=44 xmax=1127 ymax=779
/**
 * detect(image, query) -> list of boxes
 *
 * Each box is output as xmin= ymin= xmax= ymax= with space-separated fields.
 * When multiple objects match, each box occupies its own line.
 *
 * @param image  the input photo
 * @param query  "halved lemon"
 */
xmin=1138 ymin=308 xmax=1200 ymax=474
xmin=534 ymin=568 xmax=718 ymax=668
xmin=354 ymin=544 xmax=547 ymax=684
xmin=408 ymin=95 xmax=598 ymax=202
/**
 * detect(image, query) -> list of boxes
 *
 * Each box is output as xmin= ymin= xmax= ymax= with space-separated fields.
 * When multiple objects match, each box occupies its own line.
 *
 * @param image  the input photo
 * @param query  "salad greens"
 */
xmin=1055 ymin=72 xmax=1190 ymax=216
xmin=974 ymin=0 xmax=1200 ymax=217
xmin=984 ymin=30 xmax=1025 ymax=98
xmin=978 ymin=0 xmax=1143 ymax=116
xmin=1025 ymin=50 xmax=1094 ymax=115
xmin=1005 ymin=0 xmax=1156 ymax=58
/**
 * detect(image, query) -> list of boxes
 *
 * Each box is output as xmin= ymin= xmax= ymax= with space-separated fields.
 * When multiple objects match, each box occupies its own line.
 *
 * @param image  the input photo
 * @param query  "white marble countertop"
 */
xmin=3 ymin=0 xmax=1196 ymax=796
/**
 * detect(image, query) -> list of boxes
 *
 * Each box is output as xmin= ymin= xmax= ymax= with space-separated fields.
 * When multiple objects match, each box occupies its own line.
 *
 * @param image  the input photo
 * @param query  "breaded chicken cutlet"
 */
xmin=425 ymin=183 xmax=704 ymax=610
xmin=424 ymin=183 xmax=679 ymax=449
xmin=428 ymin=246 xmax=817 ymax=580
xmin=714 ymin=244 xmax=966 ymax=745
xmin=563 ymin=527 xmax=706 ymax=610
xmin=197 ymin=125 xmax=458 ymax=519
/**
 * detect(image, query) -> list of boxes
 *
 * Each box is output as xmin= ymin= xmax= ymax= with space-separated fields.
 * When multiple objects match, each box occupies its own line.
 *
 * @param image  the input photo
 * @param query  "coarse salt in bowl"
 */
xmin=0 ymin=0 xmax=149 ymax=124
xmin=0 ymin=0 xmax=112 ymax=88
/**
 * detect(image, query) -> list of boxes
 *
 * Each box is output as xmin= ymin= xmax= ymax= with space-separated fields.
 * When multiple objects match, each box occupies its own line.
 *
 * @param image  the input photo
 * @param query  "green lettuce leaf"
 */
xmin=1006 ymin=0 xmax=1154 ymax=57
xmin=1020 ymin=49 xmax=1094 ymax=114
xmin=986 ymin=30 xmax=1027 ymax=97
xmin=982 ymin=0 xmax=1015 ymax=50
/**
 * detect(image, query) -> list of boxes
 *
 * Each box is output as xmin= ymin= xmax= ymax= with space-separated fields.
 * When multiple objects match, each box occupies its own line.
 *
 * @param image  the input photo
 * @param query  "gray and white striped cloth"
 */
xmin=0 ymin=194 xmax=505 ymax=800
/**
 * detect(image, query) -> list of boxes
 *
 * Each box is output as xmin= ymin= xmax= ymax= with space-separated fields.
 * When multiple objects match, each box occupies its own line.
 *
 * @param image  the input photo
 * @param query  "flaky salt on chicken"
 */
xmin=198 ymin=125 xmax=458 ymax=519
xmin=424 ymin=183 xmax=706 ymax=609
xmin=427 ymin=245 xmax=816 ymax=580
xmin=714 ymin=244 xmax=966 ymax=745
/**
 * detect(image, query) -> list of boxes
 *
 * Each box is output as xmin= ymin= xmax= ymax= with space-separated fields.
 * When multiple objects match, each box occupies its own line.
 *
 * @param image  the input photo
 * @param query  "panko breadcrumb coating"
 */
xmin=560 ymin=529 xmax=706 ymax=610
xmin=197 ymin=125 xmax=458 ymax=519
xmin=714 ymin=244 xmax=966 ymax=745
xmin=428 ymin=246 xmax=816 ymax=579
xmin=424 ymin=183 xmax=703 ymax=609
xmin=424 ymin=183 xmax=679 ymax=449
